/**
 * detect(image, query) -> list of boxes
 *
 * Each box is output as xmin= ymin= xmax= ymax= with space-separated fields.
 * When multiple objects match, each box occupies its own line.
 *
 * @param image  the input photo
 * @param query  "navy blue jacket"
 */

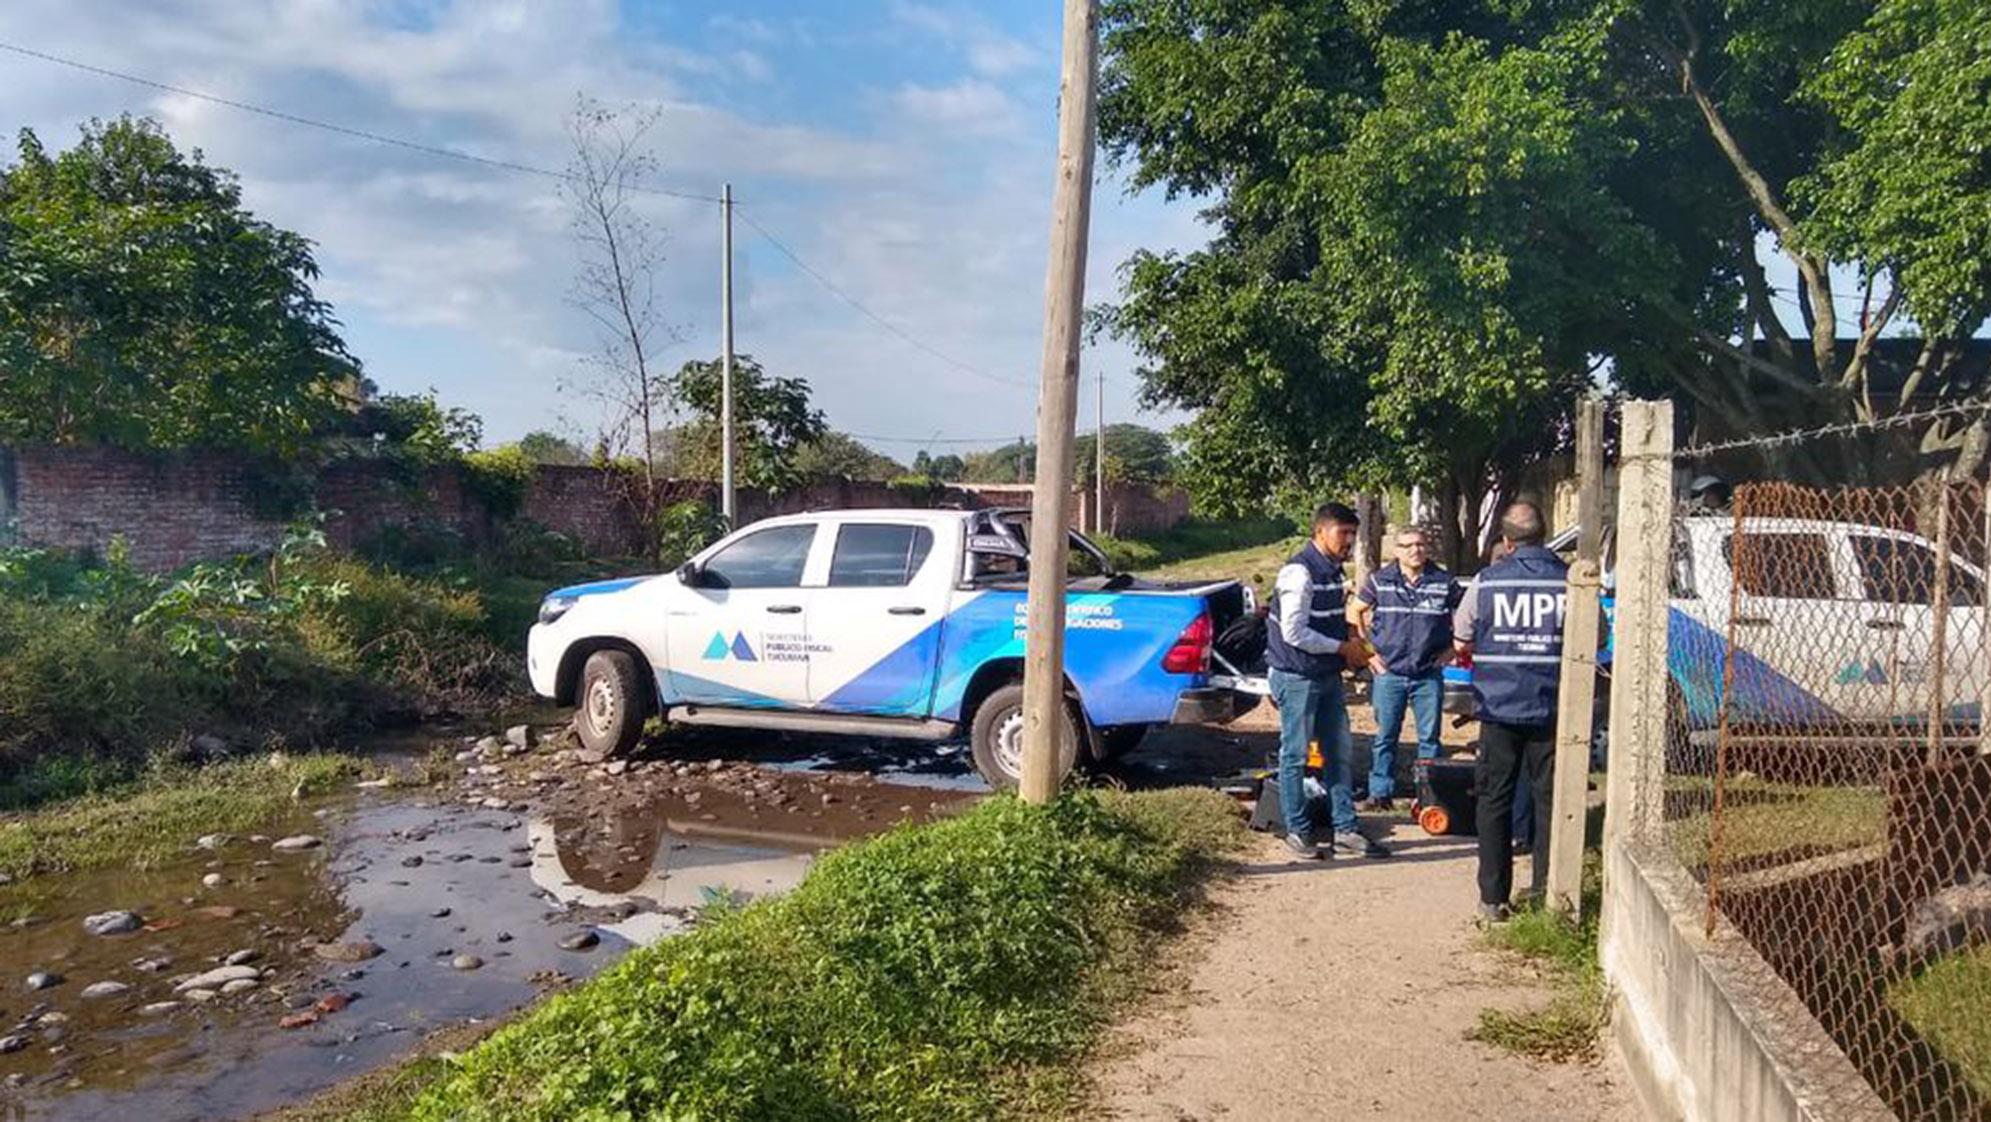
xmin=1359 ymin=562 xmax=1461 ymax=677
xmin=1460 ymin=546 xmax=1568 ymax=726
xmin=1266 ymin=542 xmax=1347 ymax=679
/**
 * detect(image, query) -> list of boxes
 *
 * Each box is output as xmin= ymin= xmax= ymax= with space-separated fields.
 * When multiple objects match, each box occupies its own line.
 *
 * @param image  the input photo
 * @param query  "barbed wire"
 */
xmin=1674 ymin=399 xmax=1991 ymax=459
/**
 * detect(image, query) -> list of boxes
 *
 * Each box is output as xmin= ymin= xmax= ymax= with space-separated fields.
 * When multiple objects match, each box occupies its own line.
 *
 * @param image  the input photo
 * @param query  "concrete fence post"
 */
xmin=1603 ymin=400 xmax=1675 ymax=856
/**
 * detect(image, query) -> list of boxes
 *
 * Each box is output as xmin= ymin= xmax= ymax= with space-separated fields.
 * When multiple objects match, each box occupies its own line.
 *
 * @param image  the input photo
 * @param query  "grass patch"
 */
xmin=1889 ymin=943 xmax=1991 ymax=1101
xmin=1469 ymin=856 xmax=1609 ymax=1063
xmin=1137 ymin=530 xmax=1307 ymax=596
xmin=0 ymin=753 xmax=358 ymax=882
xmin=360 ymin=788 xmax=1244 ymax=1122
xmin=1666 ymin=780 xmax=1885 ymax=870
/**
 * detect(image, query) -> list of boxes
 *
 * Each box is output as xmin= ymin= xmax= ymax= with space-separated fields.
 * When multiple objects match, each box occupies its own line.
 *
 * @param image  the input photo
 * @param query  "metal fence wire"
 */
xmin=1663 ymin=478 xmax=1991 ymax=1120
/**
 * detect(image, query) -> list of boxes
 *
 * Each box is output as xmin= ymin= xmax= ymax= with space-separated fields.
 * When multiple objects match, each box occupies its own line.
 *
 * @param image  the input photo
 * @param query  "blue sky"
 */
xmin=0 ymin=1 xmax=1206 ymax=456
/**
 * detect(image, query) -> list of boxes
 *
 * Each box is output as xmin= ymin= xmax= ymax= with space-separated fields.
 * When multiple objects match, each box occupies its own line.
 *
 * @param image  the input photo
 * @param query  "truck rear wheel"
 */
xmin=575 ymin=649 xmax=650 ymax=757
xmin=970 ymin=683 xmax=1079 ymax=791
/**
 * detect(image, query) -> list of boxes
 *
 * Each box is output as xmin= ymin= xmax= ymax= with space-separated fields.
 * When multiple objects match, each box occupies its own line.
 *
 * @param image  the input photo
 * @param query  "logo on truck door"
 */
xmin=702 ymin=632 xmax=759 ymax=662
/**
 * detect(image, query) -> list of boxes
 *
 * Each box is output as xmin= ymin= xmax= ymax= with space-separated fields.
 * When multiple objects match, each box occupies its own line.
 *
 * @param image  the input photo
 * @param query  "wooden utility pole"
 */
xmin=1018 ymin=0 xmax=1100 ymax=805
xmin=719 ymin=182 xmax=737 ymax=526
xmin=1548 ymin=398 xmax=1605 ymax=914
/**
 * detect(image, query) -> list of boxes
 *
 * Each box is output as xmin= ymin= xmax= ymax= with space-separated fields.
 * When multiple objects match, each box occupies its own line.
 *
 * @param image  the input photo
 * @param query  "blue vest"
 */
xmin=1266 ymin=543 xmax=1348 ymax=679
xmin=1366 ymin=562 xmax=1458 ymax=676
xmin=1469 ymin=546 xmax=1569 ymax=726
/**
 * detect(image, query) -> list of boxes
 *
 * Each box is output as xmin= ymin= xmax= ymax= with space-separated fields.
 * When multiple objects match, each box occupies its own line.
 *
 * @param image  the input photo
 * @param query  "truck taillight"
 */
xmin=1162 ymin=612 xmax=1213 ymax=674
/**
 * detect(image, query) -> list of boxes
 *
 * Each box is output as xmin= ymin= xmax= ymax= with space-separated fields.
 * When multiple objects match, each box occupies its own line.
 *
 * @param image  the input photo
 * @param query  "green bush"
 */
xmin=463 ymin=445 xmax=539 ymax=519
xmin=401 ymin=789 xmax=1244 ymax=1121
xmin=0 ymin=528 xmax=515 ymax=800
xmin=655 ymin=498 xmax=728 ymax=567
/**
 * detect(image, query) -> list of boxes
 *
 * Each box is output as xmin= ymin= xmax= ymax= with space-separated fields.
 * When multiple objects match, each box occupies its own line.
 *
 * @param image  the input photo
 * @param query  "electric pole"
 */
xmin=720 ymin=182 xmax=737 ymax=526
xmin=1018 ymin=0 xmax=1099 ymax=805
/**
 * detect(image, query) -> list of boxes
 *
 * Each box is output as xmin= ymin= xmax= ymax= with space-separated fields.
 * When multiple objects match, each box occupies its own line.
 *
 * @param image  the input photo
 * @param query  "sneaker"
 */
xmin=1476 ymin=902 xmax=1512 ymax=927
xmin=1335 ymin=830 xmax=1391 ymax=858
xmin=1282 ymin=832 xmax=1326 ymax=860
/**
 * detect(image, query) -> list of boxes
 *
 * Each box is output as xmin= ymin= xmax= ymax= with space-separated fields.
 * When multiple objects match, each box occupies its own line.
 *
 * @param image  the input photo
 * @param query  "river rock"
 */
xmin=25 ymin=971 xmax=63 ymax=991
xmin=183 ymin=989 xmax=218 ymax=1003
xmin=195 ymin=834 xmax=231 ymax=850
xmin=430 ymin=907 xmax=452 ymax=919
xmin=0 ymin=872 xmax=12 ymax=886
xmin=201 ymin=873 xmax=225 ymax=889
xmin=135 ymin=957 xmax=172 ymax=973
xmin=574 ymin=749 xmax=606 ymax=766
xmin=401 ymin=855 xmax=424 ymax=868
xmin=224 ymin=949 xmax=261 ymax=967
xmin=0 ymin=1035 xmax=25 ymax=1055
xmin=313 ymin=939 xmax=384 ymax=964
xmin=82 ymin=910 xmax=142 ymax=936
xmin=139 ymin=1002 xmax=181 ymax=1016
xmin=219 ymin=978 xmax=259 ymax=996
xmin=175 ymin=965 xmax=261 ymax=993
xmin=480 ymin=797 xmax=510 ymax=811
xmin=606 ymin=760 xmax=629 ymax=777
xmin=475 ymin=736 xmax=503 ymax=755
xmin=79 ymin=981 xmax=129 ymax=999
xmin=271 ymin=835 xmax=322 ymax=851
xmin=451 ymin=954 xmax=483 ymax=971
xmin=504 ymin=725 xmax=532 ymax=751
xmin=559 ymin=930 xmax=600 ymax=952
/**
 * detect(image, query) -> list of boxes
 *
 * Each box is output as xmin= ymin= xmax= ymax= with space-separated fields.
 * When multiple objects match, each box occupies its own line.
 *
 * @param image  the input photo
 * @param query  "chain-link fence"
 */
xmin=1657 ymin=476 xmax=1991 ymax=1120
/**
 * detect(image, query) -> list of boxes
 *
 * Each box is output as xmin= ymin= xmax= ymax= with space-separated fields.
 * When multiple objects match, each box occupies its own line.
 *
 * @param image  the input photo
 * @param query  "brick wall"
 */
xmin=0 ymin=445 xmax=1191 ymax=571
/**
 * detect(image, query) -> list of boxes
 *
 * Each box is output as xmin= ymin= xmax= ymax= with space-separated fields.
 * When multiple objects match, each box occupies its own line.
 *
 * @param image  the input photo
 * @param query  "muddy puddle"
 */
xmin=0 ymin=770 xmax=939 ymax=1122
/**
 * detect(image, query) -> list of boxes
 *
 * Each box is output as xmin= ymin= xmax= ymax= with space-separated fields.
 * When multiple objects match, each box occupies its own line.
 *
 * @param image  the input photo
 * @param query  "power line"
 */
xmin=734 ymin=210 xmax=1034 ymax=391
xmin=0 ymin=39 xmax=727 ymax=203
xmin=846 ymin=431 xmax=1026 ymax=445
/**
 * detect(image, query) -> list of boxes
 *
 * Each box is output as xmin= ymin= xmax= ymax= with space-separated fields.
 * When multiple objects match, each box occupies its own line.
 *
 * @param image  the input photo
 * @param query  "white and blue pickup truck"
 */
xmin=527 ymin=508 xmax=1261 ymax=788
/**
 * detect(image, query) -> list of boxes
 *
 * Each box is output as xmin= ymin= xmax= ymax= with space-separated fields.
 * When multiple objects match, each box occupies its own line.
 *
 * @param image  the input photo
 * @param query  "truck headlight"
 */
xmin=538 ymin=595 xmax=579 ymax=625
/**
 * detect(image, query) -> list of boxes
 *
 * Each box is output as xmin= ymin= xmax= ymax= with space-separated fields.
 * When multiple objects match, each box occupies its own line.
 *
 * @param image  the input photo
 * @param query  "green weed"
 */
xmin=1889 ymin=943 xmax=1991 ymax=1101
xmin=377 ymin=789 xmax=1244 ymax=1122
xmin=1469 ymin=857 xmax=1609 ymax=1063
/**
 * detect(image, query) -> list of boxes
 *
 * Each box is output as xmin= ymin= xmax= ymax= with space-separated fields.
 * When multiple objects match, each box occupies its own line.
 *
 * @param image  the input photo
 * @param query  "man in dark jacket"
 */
xmin=1350 ymin=525 xmax=1461 ymax=810
xmin=1266 ymin=502 xmax=1390 ymax=860
xmin=1453 ymin=502 xmax=1566 ymax=922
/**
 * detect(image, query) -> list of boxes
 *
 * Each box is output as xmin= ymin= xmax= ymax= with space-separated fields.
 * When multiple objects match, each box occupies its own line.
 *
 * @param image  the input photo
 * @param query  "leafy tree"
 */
xmin=1076 ymin=423 xmax=1175 ymax=485
xmin=514 ymin=430 xmax=588 ymax=466
xmin=795 ymin=431 xmax=905 ymax=480
xmin=1097 ymin=0 xmax=1991 ymax=537
xmin=913 ymin=451 xmax=967 ymax=482
xmin=336 ymin=391 xmax=482 ymax=465
xmin=666 ymin=355 xmax=828 ymax=492
xmin=0 ymin=116 xmax=354 ymax=454
xmin=960 ymin=440 xmax=1036 ymax=484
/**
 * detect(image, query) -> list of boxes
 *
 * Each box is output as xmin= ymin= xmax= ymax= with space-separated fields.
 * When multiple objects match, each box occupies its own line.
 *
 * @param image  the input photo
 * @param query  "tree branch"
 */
xmin=1666 ymin=1 xmax=1838 ymax=381
xmin=1736 ymin=217 xmax=1794 ymax=364
xmin=1841 ymin=277 xmax=1904 ymax=409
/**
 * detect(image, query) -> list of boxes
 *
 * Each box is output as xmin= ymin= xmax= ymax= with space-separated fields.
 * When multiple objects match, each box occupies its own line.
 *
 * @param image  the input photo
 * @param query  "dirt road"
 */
xmin=1092 ymin=707 xmax=1632 ymax=1122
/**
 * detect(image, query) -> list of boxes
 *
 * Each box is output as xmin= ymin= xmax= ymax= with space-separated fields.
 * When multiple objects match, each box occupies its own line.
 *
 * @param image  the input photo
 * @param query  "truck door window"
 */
xmin=1852 ymin=535 xmax=1982 ymax=606
xmin=701 ymin=525 xmax=816 ymax=589
xmin=830 ymin=524 xmax=935 ymax=587
xmin=1720 ymin=533 xmax=1838 ymax=600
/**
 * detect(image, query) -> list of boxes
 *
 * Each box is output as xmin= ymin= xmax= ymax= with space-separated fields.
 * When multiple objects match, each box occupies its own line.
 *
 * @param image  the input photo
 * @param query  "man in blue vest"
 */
xmin=1453 ymin=501 xmax=1566 ymax=922
xmin=1266 ymin=502 xmax=1390 ymax=860
xmin=1351 ymin=525 xmax=1462 ymax=810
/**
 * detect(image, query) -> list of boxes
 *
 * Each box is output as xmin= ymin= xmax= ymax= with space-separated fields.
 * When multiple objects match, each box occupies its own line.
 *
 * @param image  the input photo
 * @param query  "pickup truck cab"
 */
xmin=1443 ymin=515 xmax=1987 ymax=737
xmin=527 ymin=508 xmax=1257 ymax=788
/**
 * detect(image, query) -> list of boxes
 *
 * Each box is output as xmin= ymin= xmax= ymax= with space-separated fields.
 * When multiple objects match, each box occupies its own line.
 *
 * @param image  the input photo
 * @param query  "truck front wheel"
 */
xmin=969 ymin=683 xmax=1079 ymax=791
xmin=574 ymin=649 xmax=651 ymax=757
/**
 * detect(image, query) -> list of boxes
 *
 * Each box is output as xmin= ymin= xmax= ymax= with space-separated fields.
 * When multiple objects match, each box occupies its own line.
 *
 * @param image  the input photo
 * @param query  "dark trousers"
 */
xmin=1477 ymin=720 xmax=1554 ymax=907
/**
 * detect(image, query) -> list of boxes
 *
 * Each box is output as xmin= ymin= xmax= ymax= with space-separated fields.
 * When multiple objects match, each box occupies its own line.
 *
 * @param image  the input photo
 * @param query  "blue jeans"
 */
xmin=1368 ymin=670 xmax=1442 ymax=801
xmin=1269 ymin=668 xmax=1359 ymax=838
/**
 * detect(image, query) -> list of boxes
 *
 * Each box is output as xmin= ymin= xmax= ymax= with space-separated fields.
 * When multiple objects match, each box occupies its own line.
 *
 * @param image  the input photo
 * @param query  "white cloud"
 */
xmin=0 ymin=0 xmax=1200 ymax=447
xmin=889 ymin=79 xmax=1025 ymax=138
